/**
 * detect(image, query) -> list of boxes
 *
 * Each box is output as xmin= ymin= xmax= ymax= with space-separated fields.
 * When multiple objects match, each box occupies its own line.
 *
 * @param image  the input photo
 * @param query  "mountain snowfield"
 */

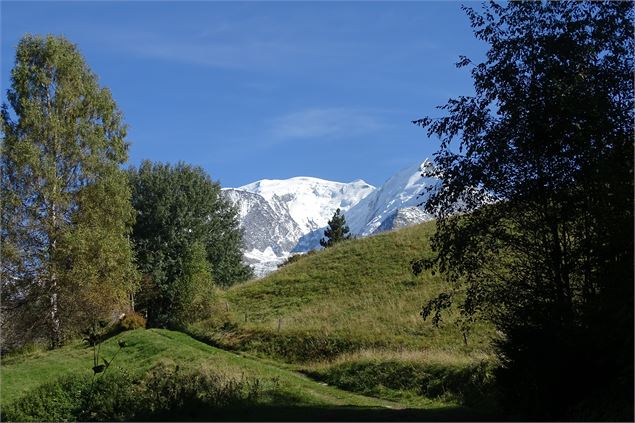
xmin=344 ymin=158 xmax=437 ymax=236
xmin=222 ymin=159 xmax=437 ymax=276
xmin=238 ymin=177 xmax=375 ymax=234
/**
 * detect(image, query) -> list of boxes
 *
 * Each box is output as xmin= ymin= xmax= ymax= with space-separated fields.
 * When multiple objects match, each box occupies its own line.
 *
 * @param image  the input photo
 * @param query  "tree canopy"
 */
xmin=1 ymin=35 xmax=138 ymax=349
xmin=413 ymin=2 xmax=633 ymax=419
xmin=129 ymin=161 xmax=252 ymax=327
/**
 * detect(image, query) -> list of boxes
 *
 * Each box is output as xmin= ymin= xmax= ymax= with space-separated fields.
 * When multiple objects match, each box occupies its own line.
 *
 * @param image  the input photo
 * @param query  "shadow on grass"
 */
xmin=143 ymin=404 xmax=503 ymax=422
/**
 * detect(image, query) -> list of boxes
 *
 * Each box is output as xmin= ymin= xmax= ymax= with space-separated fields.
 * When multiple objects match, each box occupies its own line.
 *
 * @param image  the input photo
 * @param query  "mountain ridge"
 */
xmin=222 ymin=159 xmax=436 ymax=276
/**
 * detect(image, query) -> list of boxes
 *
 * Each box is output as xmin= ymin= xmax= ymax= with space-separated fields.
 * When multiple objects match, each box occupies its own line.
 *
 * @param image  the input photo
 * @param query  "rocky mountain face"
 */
xmin=222 ymin=177 xmax=376 ymax=275
xmin=237 ymin=177 xmax=376 ymax=234
xmin=222 ymin=160 xmax=438 ymax=277
xmin=372 ymin=206 xmax=431 ymax=234
xmin=222 ymin=189 xmax=303 ymax=255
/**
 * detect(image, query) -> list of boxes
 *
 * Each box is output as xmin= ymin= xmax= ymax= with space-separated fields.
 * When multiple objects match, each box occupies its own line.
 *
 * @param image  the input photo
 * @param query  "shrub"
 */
xmin=117 ymin=312 xmax=146 ymax=331
xmin=187 ymin=319 xmax=381 ymax=363
xmin=134 ymin=362 xmax=263 ymax=419
xmin=308 ymin=359 xmax=497 ymax=409
xmin=78 ymin=370 xmax=137 ymax=421
xmin=2 ymin=363 xmax=267 ymax=422
xmin=1 ymin=373 xmax=90 ymax=422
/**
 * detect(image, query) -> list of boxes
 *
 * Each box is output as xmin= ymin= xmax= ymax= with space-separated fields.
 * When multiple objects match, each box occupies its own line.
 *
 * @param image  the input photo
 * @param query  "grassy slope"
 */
xmin=2 ymin=222 xmax=500 ymax=419
xmin=0 ymin=329 xmax=488 ymax=421
xmin=209 ymin=221 xmax=492 ymax=356
xmin=184 ymin=221 xmax=497 ymax=411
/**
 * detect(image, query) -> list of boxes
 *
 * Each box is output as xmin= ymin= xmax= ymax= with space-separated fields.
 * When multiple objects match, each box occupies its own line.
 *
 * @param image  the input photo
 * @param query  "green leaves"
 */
xmin=92 ymin=365 xmax=106 ymax=374
xmin=1 ymin=34 xmax=138 ymax=348
xmin=129 ymin=162 xmax=251 ymax=327
xmin=412 ymin=2 xmax=633 ymax=418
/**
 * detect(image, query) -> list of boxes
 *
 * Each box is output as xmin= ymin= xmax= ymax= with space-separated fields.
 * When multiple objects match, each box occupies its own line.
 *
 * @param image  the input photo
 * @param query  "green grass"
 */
xmin=191 ymin=221 xmax=493 ymax=362
xmin=0 ymin=328 xmax=499 ymax=421
xmin=183 ymin=221 xmax=501 ymax=413
xmin=303 ymin=349 xmax=498 ymax=411
xmin=1 ymin=222 xmax=502 ymax=420
xmin=1 ymin=329 xmax=474 ymax=416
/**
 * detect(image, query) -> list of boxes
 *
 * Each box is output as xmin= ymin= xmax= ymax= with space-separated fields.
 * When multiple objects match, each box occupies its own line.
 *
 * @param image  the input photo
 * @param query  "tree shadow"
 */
xmin=143 ymin=404 xmax=504 ymax=422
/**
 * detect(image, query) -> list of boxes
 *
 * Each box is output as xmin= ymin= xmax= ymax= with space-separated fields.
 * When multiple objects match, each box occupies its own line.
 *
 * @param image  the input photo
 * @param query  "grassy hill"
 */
xmin=1 ymin=329 xmax=491 ymax=421
xmin=192 ymin=221 xmax=494 ymax=361
xmin=186 ymin=222 xmax=498 ymax=412
xmin=2 ymin=222 xmax=501 ymax=420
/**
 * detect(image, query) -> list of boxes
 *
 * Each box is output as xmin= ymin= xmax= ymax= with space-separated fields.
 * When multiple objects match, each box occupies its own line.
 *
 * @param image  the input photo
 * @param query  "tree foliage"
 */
xmin=1 ymin=35 xmax=138 ymax=349
xmin=320 ymin=208 xmax=351 ymax=248
xmin=129 ymin=161 xmax=251 ymax=327
xmin=412 ymin=2 xmax=633 ymax=419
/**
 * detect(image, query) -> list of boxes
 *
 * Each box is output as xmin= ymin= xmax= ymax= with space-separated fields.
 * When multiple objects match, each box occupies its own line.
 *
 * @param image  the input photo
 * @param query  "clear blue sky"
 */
xmin=1 ymin=1 xmax=486 ymax=188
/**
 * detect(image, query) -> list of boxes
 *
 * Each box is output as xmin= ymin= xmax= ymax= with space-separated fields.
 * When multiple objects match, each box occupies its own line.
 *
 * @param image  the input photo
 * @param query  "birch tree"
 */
xmin=1 ymin=35 xmax=138 ymax=349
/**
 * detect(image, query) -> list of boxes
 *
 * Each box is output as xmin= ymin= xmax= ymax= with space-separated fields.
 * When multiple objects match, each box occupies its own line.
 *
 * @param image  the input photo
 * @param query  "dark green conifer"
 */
xmin=320 ymin=208 xmax=351 ymax=248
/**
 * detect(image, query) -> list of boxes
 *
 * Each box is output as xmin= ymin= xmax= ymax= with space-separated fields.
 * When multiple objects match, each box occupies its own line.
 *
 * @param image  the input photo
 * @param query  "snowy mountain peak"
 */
xmin=344 ymin=159 xmax=437 ymax=236
xmin=419 ymin=158 xmax=436 ymax=177
xmin=223 ymin=159 xmax=439 ymax=277
xmin=237 ymin=176 xmax=376 ymax=234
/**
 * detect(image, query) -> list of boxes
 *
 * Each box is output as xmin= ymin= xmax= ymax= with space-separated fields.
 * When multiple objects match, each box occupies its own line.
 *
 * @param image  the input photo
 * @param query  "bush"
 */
xmin=117 ymin=312 xmax=146 ymax=331
xmin=308 ymin=359 xmax=497 ymax=409
xmin=187 ymin=321 xmax=378 ymax=363
xmin=134 ymin=361 xmax=262 ymax=419
xmin=246 ymin=332 xmax=368 ymax=362
xmin=79 ymin=370 xmax=137 ymax=421
xmin=91 ymin=312 xmax=146 ymax=343
xmin=2 ymin=363 xmax=266 ymax=422
xmin=1 ymin=373 xmax=90 ymax=422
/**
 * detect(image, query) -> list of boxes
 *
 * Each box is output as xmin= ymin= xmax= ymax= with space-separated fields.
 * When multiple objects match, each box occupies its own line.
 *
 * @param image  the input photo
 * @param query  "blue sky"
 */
xmin=1 ymin=1 xmax=486 ymax=188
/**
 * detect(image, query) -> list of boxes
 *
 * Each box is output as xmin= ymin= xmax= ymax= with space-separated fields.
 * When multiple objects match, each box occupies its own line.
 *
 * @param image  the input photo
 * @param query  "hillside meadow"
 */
xmin=1 ymin=328 xmax=497 ymax=421
xmin=1 ymin=222 xmax=503 ymax=420
xmin=192 ymin=221 xmax=494 ymax=356
xmin=187 ymin=221 xmax=499 ymax=409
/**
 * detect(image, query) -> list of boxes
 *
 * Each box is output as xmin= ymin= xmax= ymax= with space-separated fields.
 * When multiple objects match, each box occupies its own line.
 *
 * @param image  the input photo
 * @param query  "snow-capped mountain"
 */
xmin=371 ymin=206 xmax=431 ymax=234
xmin=223 ymin=159 xmax=439 ymax=277
xmin=222 ymin=177 xmax=375 ymax=276
xmin=222 ymin=189 xmax=303 ymax=255
xmin=344 ymin=159 xmax=437 ymax=236
xmin=238 ymin=177 xmax=375 ymax=234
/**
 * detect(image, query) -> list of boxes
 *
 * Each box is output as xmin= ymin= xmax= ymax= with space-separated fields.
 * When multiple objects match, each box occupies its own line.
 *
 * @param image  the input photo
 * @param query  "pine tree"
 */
xmin=320 ymin=208 xmax=351 ymax=248
xmin=1 ymin=35 xmax=138 ymax=349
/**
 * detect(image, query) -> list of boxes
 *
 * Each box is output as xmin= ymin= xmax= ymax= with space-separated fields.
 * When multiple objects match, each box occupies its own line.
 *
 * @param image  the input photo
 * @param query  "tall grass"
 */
xmin=304 ymin=348 xmax=498 ymax=411
xmin=194 ymin=221 xmax=494 ymax=362
xmin=2 ymin=362 xmax=268 ymax=422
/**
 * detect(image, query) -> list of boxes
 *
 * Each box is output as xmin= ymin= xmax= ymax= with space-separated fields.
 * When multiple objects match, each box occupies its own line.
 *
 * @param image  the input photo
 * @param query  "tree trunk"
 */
xmin=50 ymin=279 xmax=61 ymax=348
xmin=47 ymin=83 xmax=62 ymax=348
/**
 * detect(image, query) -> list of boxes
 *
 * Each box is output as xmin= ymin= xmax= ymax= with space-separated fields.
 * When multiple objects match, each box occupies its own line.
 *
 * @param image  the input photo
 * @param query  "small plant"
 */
xmin=81 ymin=320 xmax=128 ymax=414
xmin=117 ymin=311 xmax=146 ymax=331
xmin=82 ymin=321 xmax=126 ymax=376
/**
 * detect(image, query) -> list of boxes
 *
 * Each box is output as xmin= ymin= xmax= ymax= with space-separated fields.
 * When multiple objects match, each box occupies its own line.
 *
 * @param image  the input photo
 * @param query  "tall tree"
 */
xmin=320 ymin=208 xmax=351 ymax=248
xmin=129 ymin=161 xmax=251 ymax=327
xmin=1 ymin=35 xmax=138 ymax=349
xmin=412 ymin=2 xmax=633 ymax=419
